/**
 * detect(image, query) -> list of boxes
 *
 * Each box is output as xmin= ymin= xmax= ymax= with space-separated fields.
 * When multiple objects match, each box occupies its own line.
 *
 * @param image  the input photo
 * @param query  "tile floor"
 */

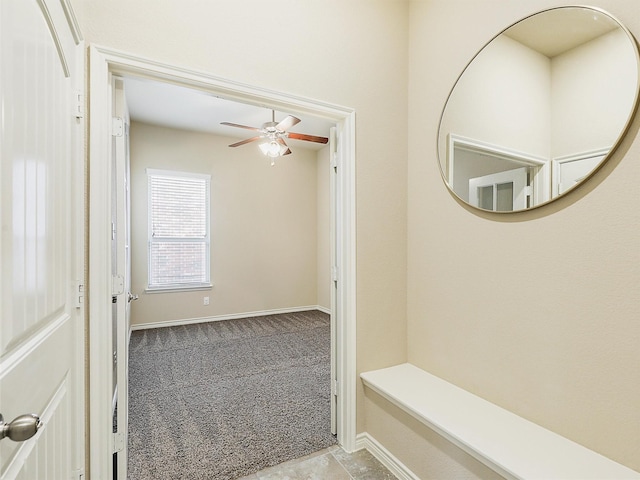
xmin=237 ymin=446 xmax=398 ymax=480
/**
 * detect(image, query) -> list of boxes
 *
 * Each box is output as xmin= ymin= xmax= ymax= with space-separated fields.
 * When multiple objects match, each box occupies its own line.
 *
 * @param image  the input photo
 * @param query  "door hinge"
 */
xmin=331 ymin=379 xmax=339 ymax=396
xmin=524 ymin=185 xmax=533 ymax=197
xmin=330 ymin=127 xmax=338 ymax=171
xmin=113 ymin=431 xmax=125 ymax=453
xmin=73 ymin=90 xmax=84 ymax=119
xmin=72 ymin=281 xmax=85 ymax=308
xmin=73 ymin=468 xmax=85 ymax=480
xmin=331 ymin=266 xmax=339 ymax=282
xmin=112 ymin=117 xmax=124 ymax=137
xmin=112 ymin=275 xmax=125 ymax=296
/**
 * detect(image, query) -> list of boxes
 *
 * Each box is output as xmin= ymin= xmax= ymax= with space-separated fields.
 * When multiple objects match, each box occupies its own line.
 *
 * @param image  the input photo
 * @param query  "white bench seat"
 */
xmin=361 ymin=363 xmax=640 ymax=480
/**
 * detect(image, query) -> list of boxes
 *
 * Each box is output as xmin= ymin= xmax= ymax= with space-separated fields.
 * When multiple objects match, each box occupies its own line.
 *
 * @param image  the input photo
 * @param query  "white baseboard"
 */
xmin=130 ymin=305 xmax=330 ymax=331
xmin=356 ymin=432 xmax=419 ymax=480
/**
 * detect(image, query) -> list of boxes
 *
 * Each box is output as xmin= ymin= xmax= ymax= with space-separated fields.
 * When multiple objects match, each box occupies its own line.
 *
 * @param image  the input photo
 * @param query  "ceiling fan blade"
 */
xmin=276 ymin=137 xmax=292 ymax=155
xmin=228 ymin=136 xmax=263 ymax=147
xmin=276 ymin=115 xmax=301 ymax=131
xmin=221 ymin=122 xmax=262 ymax=132
xmin=287 ymin=132 xmax=329 ymax=144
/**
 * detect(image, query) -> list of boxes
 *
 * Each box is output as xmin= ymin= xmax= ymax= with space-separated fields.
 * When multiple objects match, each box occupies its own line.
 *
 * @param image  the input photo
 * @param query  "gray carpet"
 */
xmin=127 ymin=310 xmax=337 ymax=480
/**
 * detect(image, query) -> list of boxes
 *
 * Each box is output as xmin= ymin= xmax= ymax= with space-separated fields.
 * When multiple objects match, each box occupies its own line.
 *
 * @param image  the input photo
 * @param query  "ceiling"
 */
xmin=122 ymin=76 xmax=335 ymax=151
xmin=504 ymin=8 xmax=618 ymax=58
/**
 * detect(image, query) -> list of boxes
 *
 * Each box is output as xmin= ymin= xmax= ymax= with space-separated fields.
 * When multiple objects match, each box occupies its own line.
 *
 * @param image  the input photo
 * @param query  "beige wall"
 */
xmin=129 ymin=121 xmax=323 ymax=325
xmin=74 ymin=0 xmax=640 ymax=475
xmin=407 ymin=0 xmax=640 ymax=472
xmin=73 ymin=0 xmax=409 ymax=432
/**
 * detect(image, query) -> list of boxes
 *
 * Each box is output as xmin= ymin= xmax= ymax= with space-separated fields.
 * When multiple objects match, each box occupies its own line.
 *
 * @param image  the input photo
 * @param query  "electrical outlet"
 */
xmin=203 ymin=296 xmax=209 ymax=306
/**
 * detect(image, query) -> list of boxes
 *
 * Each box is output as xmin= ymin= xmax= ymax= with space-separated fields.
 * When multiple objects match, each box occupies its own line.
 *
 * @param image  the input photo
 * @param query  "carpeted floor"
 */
xmin=127 ymin=310 xmax=337 ymax=480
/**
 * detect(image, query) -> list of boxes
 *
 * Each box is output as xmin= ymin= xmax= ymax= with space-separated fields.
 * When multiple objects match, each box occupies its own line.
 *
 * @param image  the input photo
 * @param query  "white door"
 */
xmin=0 ymin=0 xmax=84 ymax=479
xmin=553 ymin=152 xmax=606 ymax=196
xmin=469 ymin=167 xmax=528 ymax=212
xmin=112 ymin=78 xmax=133 ymax=479
xmin=329 ymin=127 xmax=338 ymax=436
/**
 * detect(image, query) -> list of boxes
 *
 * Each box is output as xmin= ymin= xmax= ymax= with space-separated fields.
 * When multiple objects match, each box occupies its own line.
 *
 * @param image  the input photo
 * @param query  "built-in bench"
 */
xmin=361 ymin=363 xmax=640 ymax=480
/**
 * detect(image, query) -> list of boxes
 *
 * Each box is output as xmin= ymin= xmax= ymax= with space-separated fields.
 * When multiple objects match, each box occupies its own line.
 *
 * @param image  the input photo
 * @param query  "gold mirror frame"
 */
xmin=437 ymin=6 xmax=640 ymax=213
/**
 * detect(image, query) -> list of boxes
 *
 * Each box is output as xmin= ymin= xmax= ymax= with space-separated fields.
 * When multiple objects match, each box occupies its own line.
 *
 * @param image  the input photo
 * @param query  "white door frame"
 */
xmin=552 ymin=147 xmax=609 ymax=197
xmin=448 ymin=133 xmax=549 ymax=206
xmin=89 ymin=45 xmax=357 ymax=479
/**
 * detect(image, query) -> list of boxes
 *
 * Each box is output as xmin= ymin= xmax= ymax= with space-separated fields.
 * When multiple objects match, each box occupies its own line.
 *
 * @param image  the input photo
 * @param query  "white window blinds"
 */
xmin=147 ymin=169 xmax=211 ymax=289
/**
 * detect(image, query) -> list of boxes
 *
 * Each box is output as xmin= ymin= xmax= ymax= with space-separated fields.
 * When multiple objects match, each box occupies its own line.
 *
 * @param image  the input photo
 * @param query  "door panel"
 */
xmin=329 ymin=127 xmax=337 ymax=436
xmin=0 ymin=0 xmax=83 ymax=478
xmin=469 ymin=167 xmax=528 ymax=212
xmin=112 ymin=77 xmax=131 ymax=480
xmin=554 ymin=152 xmax=605 ymax=196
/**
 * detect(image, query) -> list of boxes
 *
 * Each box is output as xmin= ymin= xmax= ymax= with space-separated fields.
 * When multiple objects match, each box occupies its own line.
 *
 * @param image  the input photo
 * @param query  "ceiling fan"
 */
xmin=221 ymin=110 xmax=329 ymax=159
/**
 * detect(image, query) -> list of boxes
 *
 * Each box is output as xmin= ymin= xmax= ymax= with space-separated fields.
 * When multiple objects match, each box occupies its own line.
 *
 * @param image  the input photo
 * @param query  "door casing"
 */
xmin=88 ymin=45 xmax=357 ymax=479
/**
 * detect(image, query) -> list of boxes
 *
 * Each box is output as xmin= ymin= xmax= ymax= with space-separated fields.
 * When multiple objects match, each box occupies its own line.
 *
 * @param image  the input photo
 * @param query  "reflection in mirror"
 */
xmin=438 ymin=7 xmax=640 ymax=212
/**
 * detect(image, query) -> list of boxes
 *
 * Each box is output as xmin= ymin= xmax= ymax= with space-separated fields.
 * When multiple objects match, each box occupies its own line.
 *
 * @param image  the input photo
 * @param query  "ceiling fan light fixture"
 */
xmin=222 ymin=110 xmax=328 ymax=160
xmin=259 ymin=140 xmax=287 ymax=158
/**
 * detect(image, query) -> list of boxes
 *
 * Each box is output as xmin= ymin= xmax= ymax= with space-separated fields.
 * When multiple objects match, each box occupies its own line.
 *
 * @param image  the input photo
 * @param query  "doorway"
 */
xmin=115 ymin=73 xmax=336 ymax=477
xmin=89 ymin=45 xmax=357 ymax=480
xmin=447 ymin=134 xmax=549 ymax=209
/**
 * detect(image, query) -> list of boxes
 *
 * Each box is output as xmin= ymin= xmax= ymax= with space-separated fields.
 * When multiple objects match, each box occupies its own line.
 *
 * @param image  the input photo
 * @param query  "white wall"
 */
xmin=551 ymin=27 xmax=638 ymax=157
xmin=438 ymin=34 xmax=551 ymax=163
xmin=129 ymin=121 xmax=324 ymax=326
xmin=407 ymin=0 xmax=640 ymax=474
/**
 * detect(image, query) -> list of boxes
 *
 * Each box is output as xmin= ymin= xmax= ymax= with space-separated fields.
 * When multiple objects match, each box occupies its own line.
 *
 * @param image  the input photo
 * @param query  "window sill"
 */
xmin=145 ymin=284 xmax=212 ymax=294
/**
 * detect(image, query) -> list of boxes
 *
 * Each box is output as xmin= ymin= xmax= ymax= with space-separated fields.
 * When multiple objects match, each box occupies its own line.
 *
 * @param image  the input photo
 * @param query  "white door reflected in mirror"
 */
xmin=553 ymin=150 xmax=607 ymax=196
xmin=469 ymin=167 xmax=528 ymax=212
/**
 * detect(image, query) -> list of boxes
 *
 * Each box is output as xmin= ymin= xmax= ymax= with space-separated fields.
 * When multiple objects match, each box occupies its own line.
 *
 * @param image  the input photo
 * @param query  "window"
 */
xmin=147 ymin=169 xmax=211 ymax=290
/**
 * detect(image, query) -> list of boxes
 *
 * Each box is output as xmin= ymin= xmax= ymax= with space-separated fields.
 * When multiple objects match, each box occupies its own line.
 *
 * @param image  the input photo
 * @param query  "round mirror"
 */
xmin=437 ymin=7 xmax=640 ymax=212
